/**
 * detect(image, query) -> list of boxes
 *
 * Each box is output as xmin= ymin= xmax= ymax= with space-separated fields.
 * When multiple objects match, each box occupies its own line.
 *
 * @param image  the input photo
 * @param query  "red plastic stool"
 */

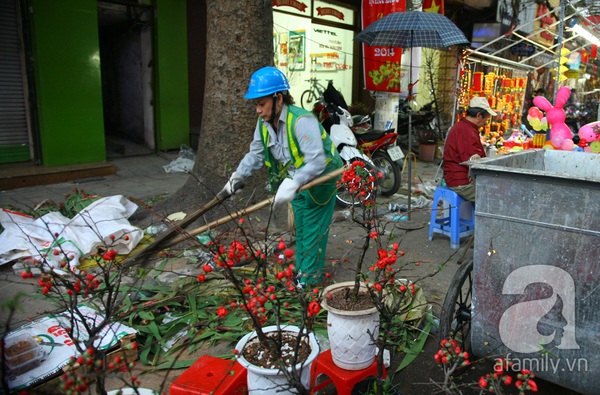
xmin=170 ymin=355 xmax=247 ymax=395
xmin=309 ymin=349 xmax=385 ymax=395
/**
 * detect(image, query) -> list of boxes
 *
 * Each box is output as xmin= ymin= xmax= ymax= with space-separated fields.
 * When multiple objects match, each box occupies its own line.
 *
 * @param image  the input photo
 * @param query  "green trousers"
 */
xmin=291 ymin=160 xmax=340 ymax=286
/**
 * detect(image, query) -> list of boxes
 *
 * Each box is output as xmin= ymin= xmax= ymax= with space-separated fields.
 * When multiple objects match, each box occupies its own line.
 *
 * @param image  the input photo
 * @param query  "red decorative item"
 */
xmin=473 ymin=72 xmax=483 ymax=91
xmin=591 ymin=45 xmax=598 ymax=59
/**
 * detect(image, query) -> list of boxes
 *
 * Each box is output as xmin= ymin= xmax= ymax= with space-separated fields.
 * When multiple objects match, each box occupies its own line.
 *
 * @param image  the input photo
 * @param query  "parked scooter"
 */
xmin=316 ymin=82 xmax=377 ymax=207
xmin=565 ymin=100 xmax=598 ymax=135
xmin=351 ymin=114 xmax=404 ymax=196
xmin=396 ymin=99 xmax=437 ymax=152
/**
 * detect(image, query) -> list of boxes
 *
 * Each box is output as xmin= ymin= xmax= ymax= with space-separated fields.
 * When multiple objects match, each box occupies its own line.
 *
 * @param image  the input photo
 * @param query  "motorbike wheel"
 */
xmin=336 ymin=159 xmax=377 ymax=208
xmin=396 ymin=132 xmax=419 ymax=154
xmin=372 ymin=150 xmax=401 ymax=197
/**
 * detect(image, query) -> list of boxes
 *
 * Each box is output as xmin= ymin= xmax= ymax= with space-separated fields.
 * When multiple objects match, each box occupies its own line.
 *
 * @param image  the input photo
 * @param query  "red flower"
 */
xmin=527 ymin=379 xmax=538 ymax=392
xmin=216 ymin=306 xmax=228 ymax=318
xmin=307 ymin=301 xmax=321 ymax=317
xmin=478 ymin=377 xmax=488 ymax=388
xmin=102 ymin=249 xmax=117 ymax=261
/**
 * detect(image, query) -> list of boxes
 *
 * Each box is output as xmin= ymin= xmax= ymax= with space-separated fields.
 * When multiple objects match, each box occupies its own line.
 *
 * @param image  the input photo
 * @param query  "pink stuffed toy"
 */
xmin=533 ymin=86 xmax=572 ymax=141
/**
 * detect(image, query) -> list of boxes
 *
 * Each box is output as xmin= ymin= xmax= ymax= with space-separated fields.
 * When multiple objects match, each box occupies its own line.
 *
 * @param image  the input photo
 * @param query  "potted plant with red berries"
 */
xmin=321 ymin=160 xmax=432 ymax=394
xmin=196 ymin=223 xmax=322 ymax=394
xmin=2 ymin=195 xmax=151 ymax=394
xmin=320 ymin=160 xmax=390 ymax=372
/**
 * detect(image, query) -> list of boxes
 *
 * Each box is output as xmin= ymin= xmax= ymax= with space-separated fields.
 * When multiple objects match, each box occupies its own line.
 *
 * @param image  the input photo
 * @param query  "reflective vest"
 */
xmin=259 ymin=105 xmax=339 ymax=192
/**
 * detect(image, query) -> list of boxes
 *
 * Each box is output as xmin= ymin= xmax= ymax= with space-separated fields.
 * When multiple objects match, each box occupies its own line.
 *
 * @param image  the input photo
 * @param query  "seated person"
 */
xmin=442 ymin=97 xmax=496 ymax=202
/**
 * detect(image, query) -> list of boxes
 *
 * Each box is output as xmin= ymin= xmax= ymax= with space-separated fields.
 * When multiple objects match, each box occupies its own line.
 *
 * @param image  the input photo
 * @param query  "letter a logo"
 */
xmin=499 ymin=265 xmax=580 ymax=353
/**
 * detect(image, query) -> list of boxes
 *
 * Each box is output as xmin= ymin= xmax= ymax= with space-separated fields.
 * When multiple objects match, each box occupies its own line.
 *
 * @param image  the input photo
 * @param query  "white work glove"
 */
xmin=274 ymin=178 xmax=300 ymax=206
xmin=217 ymin=172 xmax=244 ymax=199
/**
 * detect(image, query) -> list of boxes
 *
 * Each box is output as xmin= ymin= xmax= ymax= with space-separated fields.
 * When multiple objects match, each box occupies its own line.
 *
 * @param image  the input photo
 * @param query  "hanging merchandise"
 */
xmin=455 ymin=51 xmax=531 ymax=155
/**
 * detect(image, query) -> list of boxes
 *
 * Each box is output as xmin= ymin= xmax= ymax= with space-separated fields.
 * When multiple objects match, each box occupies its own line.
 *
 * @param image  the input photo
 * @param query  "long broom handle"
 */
xmin=164 ymin=167 xmax=344 ymax=247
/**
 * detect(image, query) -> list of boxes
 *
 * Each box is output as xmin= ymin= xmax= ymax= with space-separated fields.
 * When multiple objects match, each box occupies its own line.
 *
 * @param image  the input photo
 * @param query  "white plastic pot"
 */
xmin=321 ymin=281 xmax=380 ymax=370
xmin=235 ymin=325 xmax=320 ymax=395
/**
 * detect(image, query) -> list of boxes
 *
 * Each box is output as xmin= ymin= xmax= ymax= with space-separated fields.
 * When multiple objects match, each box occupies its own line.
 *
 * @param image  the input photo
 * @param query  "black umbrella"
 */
xmin=355 ymin=11 xmax=469 ymax=221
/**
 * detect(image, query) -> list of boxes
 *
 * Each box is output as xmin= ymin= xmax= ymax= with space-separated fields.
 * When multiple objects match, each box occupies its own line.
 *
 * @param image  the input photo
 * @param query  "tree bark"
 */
xmin=145 ymin=0 xmax=274 ymax=224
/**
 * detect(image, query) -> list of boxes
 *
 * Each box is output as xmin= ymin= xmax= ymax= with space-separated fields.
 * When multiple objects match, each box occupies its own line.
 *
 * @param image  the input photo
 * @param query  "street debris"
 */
xmin=0 ymin=195 xmax=143 ymax=270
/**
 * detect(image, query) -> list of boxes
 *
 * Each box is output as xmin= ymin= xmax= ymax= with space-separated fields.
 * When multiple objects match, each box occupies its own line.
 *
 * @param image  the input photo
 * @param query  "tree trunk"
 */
xmin=145 ymin=0 xmax=274 ymax=224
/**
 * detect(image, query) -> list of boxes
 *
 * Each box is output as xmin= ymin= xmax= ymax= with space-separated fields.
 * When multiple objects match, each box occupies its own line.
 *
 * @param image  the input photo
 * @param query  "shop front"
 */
xmin=273 ymin=0 xmax=357 ymax=109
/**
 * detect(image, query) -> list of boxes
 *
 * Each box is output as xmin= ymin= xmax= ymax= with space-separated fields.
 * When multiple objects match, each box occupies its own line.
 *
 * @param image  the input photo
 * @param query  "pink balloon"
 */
xmin=528 ymin=107 xmax=543 ymax=119
xmin=550 ymin=124 xmax=572 ymax=140
xmin=561 ymin=139 xmax=574 ymax=151
xmin=551 ymin=135 xmax=565 ymax=148
xmin=584 ymin=146 xmax=593 ymax=152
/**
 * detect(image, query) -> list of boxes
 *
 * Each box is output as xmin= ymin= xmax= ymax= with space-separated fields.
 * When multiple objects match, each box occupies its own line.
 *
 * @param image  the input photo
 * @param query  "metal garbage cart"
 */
xmin=440 ymin=150 xmax=600 ymax=395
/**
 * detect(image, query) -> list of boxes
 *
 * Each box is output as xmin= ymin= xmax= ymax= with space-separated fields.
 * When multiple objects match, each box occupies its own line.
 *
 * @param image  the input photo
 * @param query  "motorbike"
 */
xmin=565 ymin=100 xmax=598 ymax=136
xmin=395 ymin=99 xmax=438 ymax=153
xmin=315 ymin=82 xmax=377 ymax=207
xmin=350 ymin=114 xmax=404 ymax=196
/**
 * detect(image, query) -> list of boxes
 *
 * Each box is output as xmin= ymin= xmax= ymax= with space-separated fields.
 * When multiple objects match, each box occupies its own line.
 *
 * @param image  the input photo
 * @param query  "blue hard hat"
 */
xmin=244 ymin=67 xmax=290 ymax=99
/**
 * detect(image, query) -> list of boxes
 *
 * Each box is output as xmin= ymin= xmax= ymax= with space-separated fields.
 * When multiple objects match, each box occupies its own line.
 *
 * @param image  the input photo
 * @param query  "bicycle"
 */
xmin=300 ymin=78 xmax=327 ymax=109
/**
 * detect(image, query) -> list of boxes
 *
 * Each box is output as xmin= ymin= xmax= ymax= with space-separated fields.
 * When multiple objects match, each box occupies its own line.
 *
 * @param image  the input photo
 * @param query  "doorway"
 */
xmin=97 ymin=1 xmax=154 ymax=159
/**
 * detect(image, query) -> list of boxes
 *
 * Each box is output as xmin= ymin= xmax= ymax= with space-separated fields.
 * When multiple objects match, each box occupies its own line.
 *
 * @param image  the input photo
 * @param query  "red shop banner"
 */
xmin=361 ymin=0 xmax=406 ymax=92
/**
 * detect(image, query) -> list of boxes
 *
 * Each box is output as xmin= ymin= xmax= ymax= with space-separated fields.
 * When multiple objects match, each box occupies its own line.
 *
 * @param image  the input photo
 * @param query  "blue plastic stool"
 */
xmin=428 ymin=185 xmax=475 ymax=249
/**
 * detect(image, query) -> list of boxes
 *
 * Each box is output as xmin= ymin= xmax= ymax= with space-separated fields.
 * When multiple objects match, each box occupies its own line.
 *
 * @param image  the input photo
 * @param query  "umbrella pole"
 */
xmin=407 ymin=38 xmax=413 ymax=220
xmin=395 ymin=32 xmax=423 ymax=231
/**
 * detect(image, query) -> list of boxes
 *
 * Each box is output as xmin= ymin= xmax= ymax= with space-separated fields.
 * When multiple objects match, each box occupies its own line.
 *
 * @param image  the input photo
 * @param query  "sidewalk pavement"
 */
xmin=0 ymin=152 xmax=189 ymax=210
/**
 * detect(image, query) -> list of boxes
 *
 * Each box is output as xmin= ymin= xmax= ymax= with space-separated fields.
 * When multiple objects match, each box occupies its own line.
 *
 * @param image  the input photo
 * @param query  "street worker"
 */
xmin=219 ymin=66 xmax=342 ymax=288
xmin=442 ymin=96 xmax=496 ymax=202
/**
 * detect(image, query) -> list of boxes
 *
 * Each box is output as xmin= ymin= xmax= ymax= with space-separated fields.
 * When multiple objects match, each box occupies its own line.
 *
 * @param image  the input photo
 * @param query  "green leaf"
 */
xmin=152 ymin=358 xmax=196 ymax=370
xmin=395 ymin=311 xmax=433 ymax=372
xmin=137 ymin=311 xmax=155 ymax=321
xmin=147 ymin=320 xmax=163 ymax=341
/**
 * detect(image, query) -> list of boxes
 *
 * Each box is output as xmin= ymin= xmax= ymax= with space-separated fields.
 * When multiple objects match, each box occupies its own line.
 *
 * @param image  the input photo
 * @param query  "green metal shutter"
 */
xmin=0 ymin=0 xmax=30 ymax=163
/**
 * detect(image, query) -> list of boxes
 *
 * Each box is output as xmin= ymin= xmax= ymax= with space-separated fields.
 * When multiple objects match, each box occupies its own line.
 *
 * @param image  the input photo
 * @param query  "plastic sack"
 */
xmin=0 ymin=195 xmax=143 ymax=270
xmin=163 ymin=145 xmax=195 ymax=173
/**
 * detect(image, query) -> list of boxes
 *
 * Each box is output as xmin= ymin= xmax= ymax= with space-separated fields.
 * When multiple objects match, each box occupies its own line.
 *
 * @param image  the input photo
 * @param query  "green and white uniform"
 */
xmin=236 ymin=104 xmax=342 ymax=285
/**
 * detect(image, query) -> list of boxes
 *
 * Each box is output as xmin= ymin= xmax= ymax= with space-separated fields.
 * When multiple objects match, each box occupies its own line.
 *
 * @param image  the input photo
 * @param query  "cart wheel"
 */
xmin=439 ymin=259 xmax=473 ymax=351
